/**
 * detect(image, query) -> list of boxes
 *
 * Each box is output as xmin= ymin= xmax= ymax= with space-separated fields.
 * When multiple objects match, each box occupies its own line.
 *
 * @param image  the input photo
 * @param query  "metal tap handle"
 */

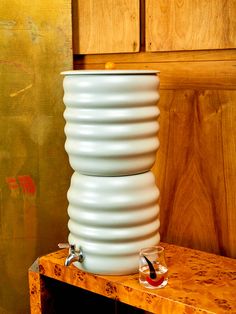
xmin=58 ymin=243 xmax=84 ymax=265
xmin=58 ymin=243 xmax=76 ymax=252
xmin=58 ymin=243 xmax=70 ymax=249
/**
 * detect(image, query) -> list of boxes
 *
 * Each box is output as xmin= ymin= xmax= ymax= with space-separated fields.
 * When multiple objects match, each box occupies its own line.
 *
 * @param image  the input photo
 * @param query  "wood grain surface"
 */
xmin=74 ymin=58 xmax=236 ymax=90
xmin=74 ymin=49 xmax=236 ymax=63
xmin=74 ymin=50 xmax=236 ymax=259
xmin=73 ymin=0 xmax=140 ymax=54
xmin=154 ymin=90 xmax=236 ymax=258
xmin=146 ymin=0 xmax=236 ymax=51
xmin=29 ymin=244 xmax=236 ymax=313
xmin=29 ymin=259 xmax=42 ymax=314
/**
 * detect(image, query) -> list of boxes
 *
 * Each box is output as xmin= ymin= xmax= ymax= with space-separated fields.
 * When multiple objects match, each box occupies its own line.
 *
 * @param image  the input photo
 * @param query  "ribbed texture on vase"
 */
xmin=67 ymin=171 xmax=160 ymax=275
xmin=62 ymin=74 xmax=160 ymax=176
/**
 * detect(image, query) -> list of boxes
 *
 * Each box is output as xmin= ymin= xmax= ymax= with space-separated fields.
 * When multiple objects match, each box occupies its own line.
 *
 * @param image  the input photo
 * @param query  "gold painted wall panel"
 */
xmin=0 ymin=1 xmax=72 ymax=313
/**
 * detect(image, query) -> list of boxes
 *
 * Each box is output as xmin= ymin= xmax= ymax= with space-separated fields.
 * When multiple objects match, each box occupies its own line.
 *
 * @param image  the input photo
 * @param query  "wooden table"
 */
xmin=28 ymin=243 xmax=236 ymax=313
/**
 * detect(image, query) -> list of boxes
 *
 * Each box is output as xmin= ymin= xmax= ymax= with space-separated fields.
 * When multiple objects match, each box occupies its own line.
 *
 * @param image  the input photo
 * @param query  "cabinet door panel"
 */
xmin=146 ymin=0 xmax=236 ymax=51
xmin=73 ymin=0 xmax=140 ymax=54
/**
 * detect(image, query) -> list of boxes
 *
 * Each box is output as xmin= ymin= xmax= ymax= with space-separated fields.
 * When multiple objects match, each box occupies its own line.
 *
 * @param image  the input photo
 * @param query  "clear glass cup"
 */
xmin=139 ymin=246 xmax=168 ymax=289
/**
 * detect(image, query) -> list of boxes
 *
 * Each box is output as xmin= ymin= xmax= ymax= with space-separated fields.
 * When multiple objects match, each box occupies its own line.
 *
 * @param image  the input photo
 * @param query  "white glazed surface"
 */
xmin=67 ymin=171 xmax=160 ymax=275
xmin=63 ymin=73 xmax=160 ymax=176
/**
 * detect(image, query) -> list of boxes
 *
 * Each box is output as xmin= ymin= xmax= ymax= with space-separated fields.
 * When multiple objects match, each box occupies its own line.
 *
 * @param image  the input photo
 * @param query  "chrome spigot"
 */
xmin=58 ymin=243 xmax=84 ymax=266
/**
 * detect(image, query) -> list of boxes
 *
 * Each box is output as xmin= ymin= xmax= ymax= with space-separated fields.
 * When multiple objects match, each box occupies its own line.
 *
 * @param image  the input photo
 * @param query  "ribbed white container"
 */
xmin=62 ymin=70 xmax=160 ymax=275
xmin=62 ymin=70 xmax=160 ymax=176
xmin=67 ymin=171 xmax=160 ymax=275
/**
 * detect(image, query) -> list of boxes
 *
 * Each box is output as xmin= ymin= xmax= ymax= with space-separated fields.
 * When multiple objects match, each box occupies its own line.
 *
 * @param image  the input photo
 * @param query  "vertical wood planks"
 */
xmin=154 ymin=90 xmax=236 ymax=257
xmin=219 ymin=91 xmax=236 ymax=257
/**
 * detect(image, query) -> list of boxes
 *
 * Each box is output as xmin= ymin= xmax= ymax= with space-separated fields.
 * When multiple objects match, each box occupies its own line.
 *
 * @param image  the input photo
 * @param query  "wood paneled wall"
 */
xmin=74 ymin=49 xmax=236 ymax=259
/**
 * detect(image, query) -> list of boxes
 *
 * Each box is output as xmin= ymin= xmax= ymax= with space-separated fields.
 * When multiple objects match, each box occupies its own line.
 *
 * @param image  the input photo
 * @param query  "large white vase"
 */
xmin=62 ymin=70 xmax=160 ymax=275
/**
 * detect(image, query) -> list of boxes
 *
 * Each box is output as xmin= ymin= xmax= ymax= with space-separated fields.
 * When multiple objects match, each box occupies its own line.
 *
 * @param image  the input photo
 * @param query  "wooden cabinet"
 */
xmin=73 ymin=0 xmax=236 ymax=54
xmin=146 ymin=0 xmax=236 ymax=51
xmin=72 ymin=0 xmax=140 ymax=54
xmin=29 ymin=244 xmax=236 ymax=313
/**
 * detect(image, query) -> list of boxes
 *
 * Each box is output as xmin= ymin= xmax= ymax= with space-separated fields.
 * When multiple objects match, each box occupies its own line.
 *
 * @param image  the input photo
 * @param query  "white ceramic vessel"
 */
xmin=67 ymin=171 xmax=160 ymax=275
xmin=61 ymin=70 xmax=160 ymax=275
xmin=62 ymin=70 xmax=160 ymax=176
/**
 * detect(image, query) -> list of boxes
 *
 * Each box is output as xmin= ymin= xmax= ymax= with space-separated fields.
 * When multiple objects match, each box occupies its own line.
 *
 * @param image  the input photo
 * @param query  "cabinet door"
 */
xmin=146 ymin=0 xmax=236 ymax=51
xmin=73 ymin=0 xmax=140 ymax=54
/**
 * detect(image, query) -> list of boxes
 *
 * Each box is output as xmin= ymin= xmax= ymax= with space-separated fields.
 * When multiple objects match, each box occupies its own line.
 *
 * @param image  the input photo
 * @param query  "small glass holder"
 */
xmin=139 ymin=246 xmax=168 ymax=289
